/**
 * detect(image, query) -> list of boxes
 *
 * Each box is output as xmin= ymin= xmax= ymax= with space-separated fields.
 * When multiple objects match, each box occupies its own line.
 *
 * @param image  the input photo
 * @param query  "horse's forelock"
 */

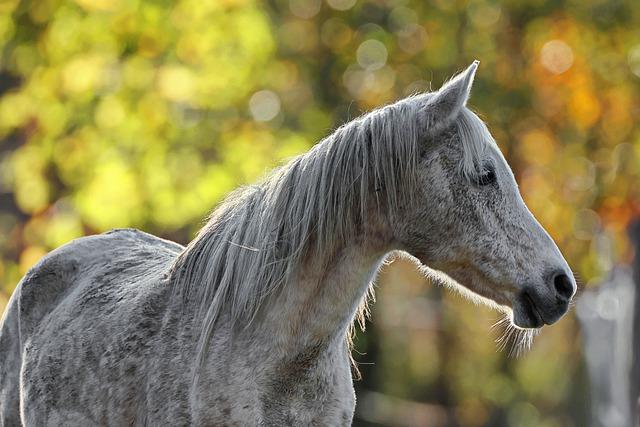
xmin=456 ymin=108 xmax=496 ymax=180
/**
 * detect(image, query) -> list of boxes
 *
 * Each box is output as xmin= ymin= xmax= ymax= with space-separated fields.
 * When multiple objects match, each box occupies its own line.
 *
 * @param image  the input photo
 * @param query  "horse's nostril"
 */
xmin=553 ymin=272 xmax=575 ymax=301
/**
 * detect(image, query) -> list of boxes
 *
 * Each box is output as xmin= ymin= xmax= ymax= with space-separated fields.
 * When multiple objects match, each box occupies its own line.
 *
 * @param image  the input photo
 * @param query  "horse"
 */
xmin=0 ymin=61 xmax=576 ymax=426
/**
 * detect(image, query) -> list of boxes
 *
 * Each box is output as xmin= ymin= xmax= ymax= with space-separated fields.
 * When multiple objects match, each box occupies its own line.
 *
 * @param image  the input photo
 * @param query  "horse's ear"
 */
xmin=421 ymin=60 xmax=478 ymax=133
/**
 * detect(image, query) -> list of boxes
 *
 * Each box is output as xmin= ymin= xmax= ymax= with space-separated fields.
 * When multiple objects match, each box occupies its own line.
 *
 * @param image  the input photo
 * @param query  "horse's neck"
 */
xmin=260 ymin=238 xmax=390 ymax=356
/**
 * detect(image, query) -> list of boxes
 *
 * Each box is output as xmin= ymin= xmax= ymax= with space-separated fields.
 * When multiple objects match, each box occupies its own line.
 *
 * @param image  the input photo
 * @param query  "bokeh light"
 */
xmin=249 ymin=90 xmax=281 ymax=122
xmin=540 ymin=40 xmax=574 ymax=75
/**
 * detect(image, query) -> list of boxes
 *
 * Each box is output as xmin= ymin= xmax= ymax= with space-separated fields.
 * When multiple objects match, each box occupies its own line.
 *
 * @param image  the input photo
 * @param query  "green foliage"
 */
xmin=1 ymin=0 xmax=639 ymax=425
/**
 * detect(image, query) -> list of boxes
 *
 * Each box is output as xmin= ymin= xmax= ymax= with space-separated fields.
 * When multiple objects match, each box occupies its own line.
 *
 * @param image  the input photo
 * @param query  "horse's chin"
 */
xmin=511 ymin=293 xmax=565 ymax=330
xmin=511 ymin=310 xmax=543 ymax=330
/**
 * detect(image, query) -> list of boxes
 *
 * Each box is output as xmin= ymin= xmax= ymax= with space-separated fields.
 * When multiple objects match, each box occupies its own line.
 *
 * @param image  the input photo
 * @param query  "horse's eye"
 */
xmin=476 ymin=163 xmax=497 ymax=186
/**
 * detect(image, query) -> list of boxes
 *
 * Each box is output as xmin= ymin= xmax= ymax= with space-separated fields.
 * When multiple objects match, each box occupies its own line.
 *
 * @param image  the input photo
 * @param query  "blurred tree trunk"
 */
xmin=577 ymin=252 xmax=635 ymax=426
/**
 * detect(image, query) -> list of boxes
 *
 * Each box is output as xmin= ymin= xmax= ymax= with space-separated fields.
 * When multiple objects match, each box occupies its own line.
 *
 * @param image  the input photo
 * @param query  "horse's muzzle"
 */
xmin=512 ymin=272 xmax=575 ymax=329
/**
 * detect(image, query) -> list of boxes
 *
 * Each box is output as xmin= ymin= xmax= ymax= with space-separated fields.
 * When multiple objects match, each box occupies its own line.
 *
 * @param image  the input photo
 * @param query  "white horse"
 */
xmin=0 ymin=61 xmax=576 ymax=426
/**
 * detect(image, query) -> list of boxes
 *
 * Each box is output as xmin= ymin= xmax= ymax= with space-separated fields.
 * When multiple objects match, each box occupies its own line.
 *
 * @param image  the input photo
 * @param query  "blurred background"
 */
xmin=0 ymin=0 xmax=639 ymax=426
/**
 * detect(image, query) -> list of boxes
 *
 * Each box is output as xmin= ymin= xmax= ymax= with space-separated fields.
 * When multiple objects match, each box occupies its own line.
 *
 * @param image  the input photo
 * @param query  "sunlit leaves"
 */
xmin=11 ymin=144 xmax=50 ymax=213
xmin=75 ymin=153 xmax=143 ymax=229
xmin=0 ymin=0 xmax=277 ymax=242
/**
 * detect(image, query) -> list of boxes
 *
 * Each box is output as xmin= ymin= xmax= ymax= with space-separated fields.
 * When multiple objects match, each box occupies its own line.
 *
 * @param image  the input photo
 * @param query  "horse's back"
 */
xmin=0 ymin=228 xmax=183 ymax=426
xmin=16 ymin=228 xmax=182 ymax=338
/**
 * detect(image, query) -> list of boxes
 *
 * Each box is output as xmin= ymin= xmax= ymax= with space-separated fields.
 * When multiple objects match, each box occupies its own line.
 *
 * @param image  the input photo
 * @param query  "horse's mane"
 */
xmin=168 ymin=95 xmax=491 ymax=364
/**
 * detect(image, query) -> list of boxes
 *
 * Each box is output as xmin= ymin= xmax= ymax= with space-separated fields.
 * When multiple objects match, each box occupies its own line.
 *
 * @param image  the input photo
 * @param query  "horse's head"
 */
xmin=394 ymin=61 xmax=576 ymax=329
